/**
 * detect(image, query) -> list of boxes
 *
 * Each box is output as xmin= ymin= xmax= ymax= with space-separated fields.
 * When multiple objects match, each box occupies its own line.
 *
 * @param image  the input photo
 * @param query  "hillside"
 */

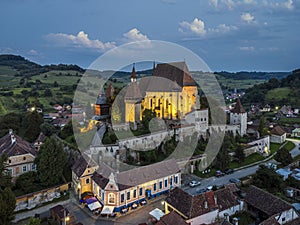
xmin=242 ymin=69 xmax=300 ymax=107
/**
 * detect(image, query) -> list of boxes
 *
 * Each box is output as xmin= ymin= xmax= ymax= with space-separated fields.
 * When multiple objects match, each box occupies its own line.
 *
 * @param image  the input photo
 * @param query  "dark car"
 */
xmin=229 ymin=178 xmax=241 ymax=184
xmin=196 ymin=188 xmax=207 ymax=194
xmin=224 ymin=168 xmax=234 ymax=174
xmin=215 ymin=170 xmax=225 ymax=177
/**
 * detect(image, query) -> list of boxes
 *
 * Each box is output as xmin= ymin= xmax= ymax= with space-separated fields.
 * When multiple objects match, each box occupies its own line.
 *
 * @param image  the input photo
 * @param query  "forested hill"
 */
xmin=0 ymin=54 xmax=84 ymax=77
xmin=242 ymin=69 xmax=300 ymax=107
xmin=215 ymin=71 xmax=290 ymax=80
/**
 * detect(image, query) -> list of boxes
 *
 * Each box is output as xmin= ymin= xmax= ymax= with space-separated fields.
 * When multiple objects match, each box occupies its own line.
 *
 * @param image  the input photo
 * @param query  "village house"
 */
xmin=291 ymin=128 xmax=300 ymax=138
xmin=72 ymin=155 xmax=181 ymax=215
xmin=245 ymin=185 xmax=300 ymax=225
xmin=270 ymin=126 xmax=287 ymax=144
xmin=156 ymin=211 xmax=188 ymax=225
xmin=0 ymin=129 xmax=37 ymax=179
xmin=164 ymin=186 xmax=242 ymax=225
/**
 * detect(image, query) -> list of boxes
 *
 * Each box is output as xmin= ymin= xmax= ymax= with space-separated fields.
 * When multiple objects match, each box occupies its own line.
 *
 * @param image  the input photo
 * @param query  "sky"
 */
xmin=0 ymin=0 xmax=300 ymax=72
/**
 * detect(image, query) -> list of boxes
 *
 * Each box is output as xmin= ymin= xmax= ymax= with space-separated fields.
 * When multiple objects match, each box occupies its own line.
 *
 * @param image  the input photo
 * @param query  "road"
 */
xmin=287 ymin=138 xmax=300 ymax=158
xmin=184 ymin=138 xmax=300 ymax=196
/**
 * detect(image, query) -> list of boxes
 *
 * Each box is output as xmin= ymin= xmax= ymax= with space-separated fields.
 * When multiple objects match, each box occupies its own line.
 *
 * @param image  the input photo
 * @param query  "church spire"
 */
xmin=131 ymin=63 xmax=136 ymax=83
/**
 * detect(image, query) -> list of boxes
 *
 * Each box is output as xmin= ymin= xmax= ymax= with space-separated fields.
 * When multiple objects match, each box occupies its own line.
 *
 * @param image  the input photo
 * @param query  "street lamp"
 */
xmin=63 ymin=209 xmax=70 ymax=225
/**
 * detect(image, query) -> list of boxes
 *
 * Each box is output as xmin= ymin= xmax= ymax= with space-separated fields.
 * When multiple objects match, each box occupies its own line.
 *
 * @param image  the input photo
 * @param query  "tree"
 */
xmin=258 ymin=117 xmax=268 ymax=137
xmin=253 ymin=165 xmax=285 ymax=193
xmin=142 ymin=109 xmax=156 ymax=131
xmin=0 ymin=155 xmax=15 ymax=225
xmin=235 ymin=144 xmax=245 ymax=163
xmin=274 ymin=147 xmax=293 ymax=166
xmin=26 ymin=218 xmax=41 ymax=225
xmin=15 ymin=171 xmax=38 ymax=194
xmin=53 ymin=81 xmax=59 ymax=87
xmin=23 ymin=111 xmax=43 ymax=142
xmin=35 ymin=137 xmax=67 ymax=186
xmin=40 ymin=123 xmax=57 ymax=137
xmin=0 ymin=187 xmax=16 ymax=225
xmin=0 ymin=154 xmax=12 ymax=189
xmin=43 ymin=88 xmax=52 ymax=97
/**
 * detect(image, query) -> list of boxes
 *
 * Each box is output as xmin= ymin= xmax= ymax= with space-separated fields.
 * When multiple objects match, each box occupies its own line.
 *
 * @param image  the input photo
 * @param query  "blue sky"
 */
xmin=0 ymin=0 xmax=299 ymax=71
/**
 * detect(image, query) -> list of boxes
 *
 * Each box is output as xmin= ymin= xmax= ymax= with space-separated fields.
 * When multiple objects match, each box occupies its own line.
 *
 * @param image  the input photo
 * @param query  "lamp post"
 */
xmin=63 ymin=209 xmax=70 ymax=225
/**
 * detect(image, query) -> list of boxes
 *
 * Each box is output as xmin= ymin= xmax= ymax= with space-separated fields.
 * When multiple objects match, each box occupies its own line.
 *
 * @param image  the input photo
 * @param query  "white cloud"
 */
xmin=221 ymin=0 xmax=235 ymax=9
xmin=209 ymin=24 xmax=238 ymax=33
xmin=28 ymin=49 xmax=38 ymax=55
xmin=263 ymin=0 xmax=294 ymax=10
xmin=241 ymin=12 xmax=255 ymax=23
xmin=123 ymin=28 xmax=149 ymax=42
xmin=46 ymin=31 xmax=116 ymax=51
xmin=239 ymin=46 xmax=255 ymax=51
xmin=179 ymin=18 xmax=207 ymax=36
xmin=209 ymin=0 xmax=219 ymax=8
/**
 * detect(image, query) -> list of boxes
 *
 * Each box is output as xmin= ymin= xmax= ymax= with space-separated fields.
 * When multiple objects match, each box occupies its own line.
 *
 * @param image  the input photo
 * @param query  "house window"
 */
xmin=170 ymin=177 xmax=173 ymax=186
xmin=22 ymin=165 xmax=27 ymax=172
xmin=121 ymin=194 xmax=125 ymax=203
xmin=133 ymin=190 xmax=137 ymax=198
xmin=102 ymin=193 xmax=104 ymax=201
xmin=86 ymin=178 xmax=90 ymax=184
xmin=31 ymin=164 xmax=36 ymax=170
xmin=174 ymin=176 xmax=178 ymax=184
xmin=7 ymin=169 xmax=13 ymax=176
xmin=127 ymin=192 xmax=130 ymax=200
xmin=153 ymin=183 xmax=157 ymax=191
xmin=108 ymin=193 xmax=115 ymax=204
xmin=139 ymin=187 xmax=143 ymax=196
xmin=8 ymin=160 xmax=11 ymax=164
xmin=159 ymin=181 xmax=162 ymax=189
xmin=164 ymin=179 xmax=168 ymax=188
xmin=282 ymin=217 xmax=285 ymax=222
xmin=23 ymin=157 xmax=26 ymax=160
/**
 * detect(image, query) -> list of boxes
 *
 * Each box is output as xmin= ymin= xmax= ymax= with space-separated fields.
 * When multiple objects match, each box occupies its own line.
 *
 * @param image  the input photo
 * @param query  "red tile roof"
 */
xmin=231 ymin=98 xmax=246 ymax=114
xmin=270 ymin=126 xmax=286 ymax=136
xmin=156 ymin=211 xmax=188 ymax=225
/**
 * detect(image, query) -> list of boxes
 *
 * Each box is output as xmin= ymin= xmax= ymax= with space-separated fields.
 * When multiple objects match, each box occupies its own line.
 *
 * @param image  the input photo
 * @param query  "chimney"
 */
xmin=9 ymin=129 xmax=13 ymax=135
xmin=224 ymin=213 xmax=229 ymax=221
xmin=233 ymin=217 xmax=238 ymax=225
xmin=11 ymin=134 xmax=16 ymax=144
xmin=214 ymin=196 xmax=217 ymax=205
xmin=204 ymin=201 xmax=208 ymax=209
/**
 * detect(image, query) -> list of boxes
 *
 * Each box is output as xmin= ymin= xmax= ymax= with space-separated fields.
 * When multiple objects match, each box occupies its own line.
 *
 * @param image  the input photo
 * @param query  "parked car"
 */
xmin=224 ymin=168 xmax=234 ymax=174
xmin=215 ymin=170 xmax=225 ymax=177
xmin=229 ymin=178 xmax=241 ymax=184
xmin=196 ymin=188 xmax=207 ymax=194
xmin=189 ymin=180 xmax=201 ymax=187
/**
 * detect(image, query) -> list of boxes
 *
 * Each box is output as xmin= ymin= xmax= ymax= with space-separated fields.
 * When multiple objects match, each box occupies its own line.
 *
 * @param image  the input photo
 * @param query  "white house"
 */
xmin=270 ymin=126 xmax=286 ymax=144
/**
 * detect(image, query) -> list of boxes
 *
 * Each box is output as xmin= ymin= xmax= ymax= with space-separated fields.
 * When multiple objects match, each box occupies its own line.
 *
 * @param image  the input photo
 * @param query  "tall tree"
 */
xmin=142 ymin=109 xmax=156 ymax=131
xmin=35 ymin=136 xmax=67 ymax=186
xmin=0 ymin=187 xmax=16 ymax=225
xmin=0 ymin=154 xmax=15 ymax=225
xmin=0 ymin=154 xmax=12 ymax=189
xmin=253 ymin=165 xmax=285 ymax=193
xmin=235 ymin=144 xmax=245 ymax=163
xmin=23 ymin=111 xmax=43 ymax=142
xmin=274 ymin=147 xmax=293 ymax=166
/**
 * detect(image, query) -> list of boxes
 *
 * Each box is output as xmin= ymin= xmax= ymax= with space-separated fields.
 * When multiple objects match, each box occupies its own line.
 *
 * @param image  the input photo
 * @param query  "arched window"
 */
xmin=108 ymin=193 xmax=115 ymax=204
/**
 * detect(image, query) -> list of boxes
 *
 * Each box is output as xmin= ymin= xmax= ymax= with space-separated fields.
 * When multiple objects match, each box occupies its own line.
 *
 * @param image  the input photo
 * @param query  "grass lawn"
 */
xmin=279 ymin=117 xmax=300 ymax=125
xmin=230 ymin=153 xmax=264 ymax=169
xmin=270 ymin=143 xmax=281 ymax=154
xmin=266 ymin=87 xmax=291 ymax=101
xmin=285 ymin=141 xmax=296 ymax=151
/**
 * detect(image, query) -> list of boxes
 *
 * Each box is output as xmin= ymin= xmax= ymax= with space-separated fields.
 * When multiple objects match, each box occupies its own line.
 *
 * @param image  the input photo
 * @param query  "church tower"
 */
xmin=230 ymin=98 xmax=247 ymax=136
xmin=124 ymin=64 xmax=142 ymax=125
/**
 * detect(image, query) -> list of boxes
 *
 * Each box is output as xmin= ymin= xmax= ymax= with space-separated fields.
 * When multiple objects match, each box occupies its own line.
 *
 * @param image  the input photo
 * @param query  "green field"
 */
xmin=216 ymin=75 xmax=265 ymax=89
xmin=31 ymin=70 xmax=81 ymax=85
xmin=266 ymin=87 xmax=291 ymax=101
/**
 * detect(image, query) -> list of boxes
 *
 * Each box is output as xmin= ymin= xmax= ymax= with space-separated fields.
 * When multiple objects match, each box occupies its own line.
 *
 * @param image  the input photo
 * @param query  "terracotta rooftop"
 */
xmin=156 ymin=211 xmax=188 ymax=225
xmin=231 ymin=98 xmax=246 ymax=114
xmin=0 ymin=130 xmax=36 ymax=157
xmin=166 ymin=186 xmax=239 ymax=219
xmin=245 ymin=186 xmax=292 ymax=217
xmin=270 ymin=126 xmax=286 ymax=136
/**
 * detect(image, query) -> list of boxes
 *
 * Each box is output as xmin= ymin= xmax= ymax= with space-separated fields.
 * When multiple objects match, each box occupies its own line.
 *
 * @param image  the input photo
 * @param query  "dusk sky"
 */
xmin=1 ymin=0 xmax=300 ymax=72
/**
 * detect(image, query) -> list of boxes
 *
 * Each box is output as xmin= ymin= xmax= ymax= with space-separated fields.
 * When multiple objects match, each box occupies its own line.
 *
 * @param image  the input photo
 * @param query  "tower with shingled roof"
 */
xmin=230 ymin=98 xmax=247 ymax=136
xmin=124 ymin=64 xmax=142 ymax=126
